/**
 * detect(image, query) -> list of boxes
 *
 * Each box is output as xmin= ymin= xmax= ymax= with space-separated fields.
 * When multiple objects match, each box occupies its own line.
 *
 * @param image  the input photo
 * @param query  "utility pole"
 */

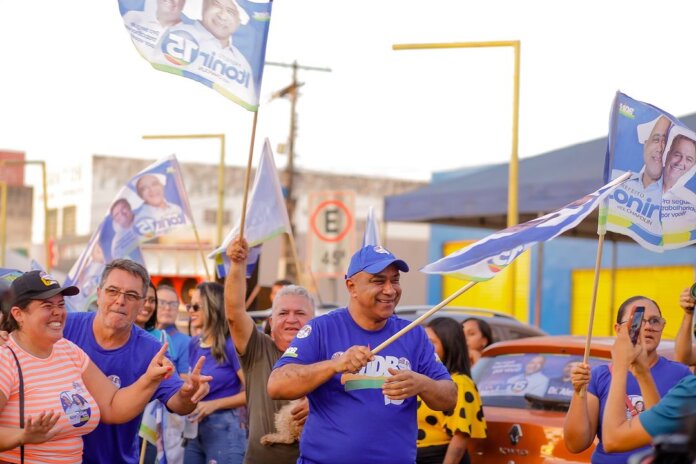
xmin=266 ymin=60 xmax=331 ymax=283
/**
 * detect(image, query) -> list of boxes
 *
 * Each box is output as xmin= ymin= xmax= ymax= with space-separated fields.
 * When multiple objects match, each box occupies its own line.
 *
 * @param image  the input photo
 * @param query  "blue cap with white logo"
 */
xmin=345 ymin=245 xmax=409 ymax=279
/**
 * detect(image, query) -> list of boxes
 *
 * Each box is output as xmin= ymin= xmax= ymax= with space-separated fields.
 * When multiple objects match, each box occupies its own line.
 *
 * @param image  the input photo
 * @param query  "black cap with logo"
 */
xmin=9 ymin=270 xmax=79 ymax=306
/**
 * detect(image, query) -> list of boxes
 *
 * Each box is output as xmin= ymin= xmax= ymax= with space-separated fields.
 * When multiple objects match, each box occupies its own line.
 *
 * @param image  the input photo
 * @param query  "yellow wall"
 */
xmin=571 ymin=265 xmax=695 ymax=338
xmin=441 ymin=240 xmax=530 ymax=322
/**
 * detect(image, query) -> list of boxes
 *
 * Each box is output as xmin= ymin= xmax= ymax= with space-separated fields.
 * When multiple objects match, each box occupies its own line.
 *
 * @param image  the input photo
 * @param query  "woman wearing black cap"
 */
xmin=0 ymin=270 xmax=174 ymax=463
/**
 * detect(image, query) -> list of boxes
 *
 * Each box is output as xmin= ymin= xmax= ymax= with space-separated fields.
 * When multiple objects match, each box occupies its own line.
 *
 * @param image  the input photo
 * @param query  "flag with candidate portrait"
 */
xmin=118 ymin=0 xmax=273 ymax=111
xmin=600 ymin=92 xmax=696 ymax=251
xmin=65 ymin=155 xmax=194 ymax=311
xmin=421 ymin=174 xmax=630 ymax=281
xmin=209 ymin=138 xmax=291 ymax=278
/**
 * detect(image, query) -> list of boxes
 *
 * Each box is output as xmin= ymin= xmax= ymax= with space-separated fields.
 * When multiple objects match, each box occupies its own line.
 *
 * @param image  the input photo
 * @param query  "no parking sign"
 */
xmin=307 ymin=191 xmax=356 ymax=277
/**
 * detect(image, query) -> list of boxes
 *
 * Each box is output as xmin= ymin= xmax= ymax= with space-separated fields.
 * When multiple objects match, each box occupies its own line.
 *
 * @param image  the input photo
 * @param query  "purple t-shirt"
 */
xmin=64 ymin=311 xmax=183 ymax=464
xmin=274 ymin=308 xmax=452 ymax=464
xmin=189 ymin=336 xmax=243 ymax=401
xmin=588 ymin=356 xmax=691 ymax=464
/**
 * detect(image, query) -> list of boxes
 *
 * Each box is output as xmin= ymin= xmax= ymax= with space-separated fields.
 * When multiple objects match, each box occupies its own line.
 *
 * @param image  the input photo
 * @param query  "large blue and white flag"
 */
xmin=209 ymin=138 xmax=291 ymax=278
xmin=601 ymin=92 xmax=696 ymax=251
xmin=362 ymin=206 xmax=381 ymax=247
xmin=422 ymin=174 xmax=630 ymax=281
xmin=66 ymin=156 xmax=194 ymax=311
xmin=118 ymin=0 xmax=272 ymax=111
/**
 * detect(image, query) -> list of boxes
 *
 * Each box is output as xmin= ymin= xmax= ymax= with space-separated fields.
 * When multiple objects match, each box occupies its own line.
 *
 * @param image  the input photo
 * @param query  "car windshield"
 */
xmin=471 ymin=353 xmax=609 ymax=410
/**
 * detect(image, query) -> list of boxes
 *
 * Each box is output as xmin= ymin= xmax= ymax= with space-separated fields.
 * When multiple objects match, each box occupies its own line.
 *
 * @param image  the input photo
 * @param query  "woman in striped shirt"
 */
xmin=0 ymin=270 xmax=174 ymax=464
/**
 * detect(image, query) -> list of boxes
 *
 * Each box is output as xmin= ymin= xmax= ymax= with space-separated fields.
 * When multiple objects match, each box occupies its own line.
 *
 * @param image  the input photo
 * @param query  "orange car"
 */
xmin=468 ymin=335 xmax=679 ymax=463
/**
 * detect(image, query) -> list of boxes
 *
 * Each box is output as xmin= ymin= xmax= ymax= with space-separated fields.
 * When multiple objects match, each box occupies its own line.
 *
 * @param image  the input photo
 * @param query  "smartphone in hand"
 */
xmin=628 ymin=306 xmax=645 ymax=345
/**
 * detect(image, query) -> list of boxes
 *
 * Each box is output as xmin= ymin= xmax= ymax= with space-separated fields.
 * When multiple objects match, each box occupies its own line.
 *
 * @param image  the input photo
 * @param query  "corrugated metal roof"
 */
xmin=385 ymin=112 xmax=696 ymax=238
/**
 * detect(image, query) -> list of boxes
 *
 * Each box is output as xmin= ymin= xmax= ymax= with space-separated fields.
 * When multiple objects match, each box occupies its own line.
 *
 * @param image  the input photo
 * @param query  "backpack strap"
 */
xmin=5 ymin=345 xmax=25 ymax=464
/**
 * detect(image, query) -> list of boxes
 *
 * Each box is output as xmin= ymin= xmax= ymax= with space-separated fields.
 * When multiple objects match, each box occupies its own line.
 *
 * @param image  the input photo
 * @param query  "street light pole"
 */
xmin=266 ymin=60 xmax=331 ymax=281
xmin=142 ymin=133 xmax=226 ymax=245
xmin=393 ymin=40 xmax=521 ymax=314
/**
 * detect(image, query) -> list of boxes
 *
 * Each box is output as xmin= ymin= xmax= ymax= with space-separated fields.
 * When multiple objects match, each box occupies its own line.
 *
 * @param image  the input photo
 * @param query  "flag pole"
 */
xmin=285 ymin=231 xmax=304 ymax=287
xmin=372 ymin=281 xmax=478 ymax=355
xmin=579 ymin=233 xmax=605 ymax=397
xmin=138 ymin=439 xmax=147 ymax=464
xmin=305 ymin=265 xmax=325 ymax=307
xmin=191 ymin=222 xmax=212 ymax=281
xmin=239 ymin=111 xmax=260 ymax=242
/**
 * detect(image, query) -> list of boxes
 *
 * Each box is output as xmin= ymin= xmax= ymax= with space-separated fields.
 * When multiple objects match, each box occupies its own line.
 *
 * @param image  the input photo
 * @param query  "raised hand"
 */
xmin=226 ymin=237 xmax=248 ymax=264
xmin=332 ymin=346 xmax=373 ymax=374
xmin=145 ymin=342 xmax=174 ymax=383
xmin=570 ymin=362 xmax=591 ymax=394
xmin=22 ymin=410 xmax=61 ymax=444
xmin=679 ymin=287 xmax=695 ymax=313
xmin=382 ymin=368 xmax=425 ymax=400
xmin=179 ymin=356 xmax=212 ymax=403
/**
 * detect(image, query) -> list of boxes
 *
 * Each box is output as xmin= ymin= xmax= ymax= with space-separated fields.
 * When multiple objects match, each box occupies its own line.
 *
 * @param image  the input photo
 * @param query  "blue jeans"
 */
xmin=184 ymin=408 xmax=247 ymax=464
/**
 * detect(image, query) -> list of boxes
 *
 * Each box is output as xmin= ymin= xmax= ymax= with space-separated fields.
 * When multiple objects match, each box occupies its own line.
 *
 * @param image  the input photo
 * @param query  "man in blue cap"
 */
xmin=268 ymin=245 xmax=457 ymax=464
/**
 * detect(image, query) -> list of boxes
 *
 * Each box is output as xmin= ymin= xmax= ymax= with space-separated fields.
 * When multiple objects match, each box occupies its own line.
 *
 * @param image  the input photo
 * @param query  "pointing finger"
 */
xmin=154 ymin=342 xmax=169 ymax=364
xmin=192 ymin=356 xmax=205 ymax=375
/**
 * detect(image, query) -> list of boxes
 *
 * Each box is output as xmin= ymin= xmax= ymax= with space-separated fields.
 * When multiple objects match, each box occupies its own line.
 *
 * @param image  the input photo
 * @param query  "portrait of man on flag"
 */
xmin=603 ymin=92 xmax=696 ymax=251
xmin=118 ymin=0 xmax=273 ymax=110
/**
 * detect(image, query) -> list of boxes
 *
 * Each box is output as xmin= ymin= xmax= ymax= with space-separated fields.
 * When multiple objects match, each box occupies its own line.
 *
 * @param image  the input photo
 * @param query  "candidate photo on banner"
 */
xmin=604 ymin=92 xmax=696 ymax=251
xmin=118 ymin=0 xmax=272 ymax=111
xmin=129 ymin=166 xmax=188 ymax=239
xmin=659 ymin=125 xmax=696 ymax=246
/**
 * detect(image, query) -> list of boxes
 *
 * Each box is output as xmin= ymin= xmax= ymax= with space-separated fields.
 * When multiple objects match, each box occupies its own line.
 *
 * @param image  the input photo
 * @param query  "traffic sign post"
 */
xmin=307 ymin=191 xmax=356 ymax=278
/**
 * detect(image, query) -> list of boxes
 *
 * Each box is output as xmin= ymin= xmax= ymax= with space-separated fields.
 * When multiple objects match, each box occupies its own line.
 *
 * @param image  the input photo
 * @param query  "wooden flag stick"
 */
xmin=372 ymin=281 xmax=477 ymax=355
xmin=239 ymin=111 xmax=259 ymax=242
xmin=190 ymin=221 xmax=211 ymax=281
xmin=579 ymin=232 xmax=606 ymax=397
xmin=139 ymin=438 xmax=147 ymax=464
xmin=245 ymin=284 xmax=261 ymax=309
xmin=286 ymin=231 xmax=304 ymax=287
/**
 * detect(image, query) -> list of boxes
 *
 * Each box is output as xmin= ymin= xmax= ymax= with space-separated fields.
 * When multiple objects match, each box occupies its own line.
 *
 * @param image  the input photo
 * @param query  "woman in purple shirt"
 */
xmin=185 ymin=282 xmax=247 ymax=464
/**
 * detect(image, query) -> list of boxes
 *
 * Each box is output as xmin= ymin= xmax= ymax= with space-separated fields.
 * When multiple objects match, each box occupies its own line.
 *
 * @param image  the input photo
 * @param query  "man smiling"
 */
xmin=267 ymin=245 xmax=457 ymax=464
xmin=63 ymin=259 xmax=210 ymax=464
xmin=662 ymin=134 xmax=696 ymax=192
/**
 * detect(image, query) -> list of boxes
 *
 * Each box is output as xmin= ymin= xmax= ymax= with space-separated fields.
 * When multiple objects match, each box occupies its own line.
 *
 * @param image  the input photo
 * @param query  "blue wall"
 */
xmin=428 ymin=224 xmax=696 ymax=334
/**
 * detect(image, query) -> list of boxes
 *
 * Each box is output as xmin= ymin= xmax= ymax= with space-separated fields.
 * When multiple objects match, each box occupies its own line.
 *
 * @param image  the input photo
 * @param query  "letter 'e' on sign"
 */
xmin=307 ymin=191 xmax=356 ymax=277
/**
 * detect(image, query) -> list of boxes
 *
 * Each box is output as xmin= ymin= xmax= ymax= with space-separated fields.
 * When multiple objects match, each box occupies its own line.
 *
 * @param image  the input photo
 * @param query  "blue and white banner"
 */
xmin=421 ymin=174 xmax=630 ymax=281
xmin=362 ymin=206 xmax=381 ymax=247
xmin=601 ymin=92 xmax=696 ymax=251
xmin=209 ymin=138 xmax=291 ymax=278
xmin=118 ymin=0 xmax=272 ymax=111
xmin=66 ymin=156 xmax=194 ymax=311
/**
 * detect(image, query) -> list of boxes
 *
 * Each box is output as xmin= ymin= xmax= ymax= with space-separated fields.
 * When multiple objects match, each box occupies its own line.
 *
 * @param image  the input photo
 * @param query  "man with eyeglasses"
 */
xmin=62 ymin=259 xmax=210 ymax=464
xmin=594 ymin=297 xmax=695 ymax=456
xmin=156 ymin=284 xmax=190 ymax=374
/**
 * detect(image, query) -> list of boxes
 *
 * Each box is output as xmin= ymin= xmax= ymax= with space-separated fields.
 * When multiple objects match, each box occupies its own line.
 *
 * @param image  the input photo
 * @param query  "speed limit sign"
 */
xmin=307 ymin=191 xmax=356 ymax=277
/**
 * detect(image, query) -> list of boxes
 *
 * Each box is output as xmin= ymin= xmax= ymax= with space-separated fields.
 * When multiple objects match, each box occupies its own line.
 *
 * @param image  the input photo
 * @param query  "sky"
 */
xmin=1 ymin=0 xmax=696 ymax=182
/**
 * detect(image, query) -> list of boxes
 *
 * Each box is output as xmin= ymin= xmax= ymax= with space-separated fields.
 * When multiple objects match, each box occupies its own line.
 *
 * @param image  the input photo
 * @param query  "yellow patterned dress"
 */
xmin=417 ymin=373 xmax=487 ymax=457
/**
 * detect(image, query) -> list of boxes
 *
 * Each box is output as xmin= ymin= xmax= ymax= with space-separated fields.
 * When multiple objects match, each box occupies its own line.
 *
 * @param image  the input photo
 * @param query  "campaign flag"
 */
xmin=139 ymin=400 xmax=167 ymax=464
xmin=600 ymin=92 xmax=696 ymax=251
xmin=362 ymin=206 xmax=381 ymax=247
xmin=66 ymin=156 xmax=195 ymax=311
xmin=209 ymin=139 xmax=291 ymax=278
xmin=421 ymin=174 xmax=630 ymax=281
xmin=118 ymin=0 xmax=273 ymax=111
xmin=0 ymin=268 xmax=22 ymax=282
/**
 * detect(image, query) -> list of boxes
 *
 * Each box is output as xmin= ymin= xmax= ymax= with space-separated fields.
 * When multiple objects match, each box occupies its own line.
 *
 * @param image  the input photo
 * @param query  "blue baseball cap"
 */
xmin=345 ymin=245 xmax=409 ymax=279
